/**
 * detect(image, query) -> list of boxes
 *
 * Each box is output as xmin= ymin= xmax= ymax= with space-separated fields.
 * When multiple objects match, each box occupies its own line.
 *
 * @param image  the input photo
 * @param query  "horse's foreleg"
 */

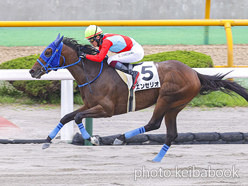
xmin=74 ymin=104 xmax=113 ymax=146
xmin=42 ymin=105 xmax=88 ymax=149
xmin=42 ymin=122 xmax=63 ymax=149
xmin=153 ymin=104 xmax=186 ymax=162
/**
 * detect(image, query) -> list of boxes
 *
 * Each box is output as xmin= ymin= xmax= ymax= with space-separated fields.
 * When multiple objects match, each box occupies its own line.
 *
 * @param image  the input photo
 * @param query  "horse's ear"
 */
xmin=55 ymin=33 xmax=60 ymax=40
xmin=54 ymin=35 xmax=64 ymax=47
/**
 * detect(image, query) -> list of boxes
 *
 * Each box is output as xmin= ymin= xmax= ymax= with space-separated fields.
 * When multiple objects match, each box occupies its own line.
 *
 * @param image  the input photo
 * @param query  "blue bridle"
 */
xmin=37 ymin=34 xmax=103 ymax=88
xmin=37 ymin=40 xmax=82 ymax=73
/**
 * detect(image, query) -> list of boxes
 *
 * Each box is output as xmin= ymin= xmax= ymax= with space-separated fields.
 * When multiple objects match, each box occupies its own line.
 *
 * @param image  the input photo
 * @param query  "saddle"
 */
xmin=115 ymin=61 xmax=161 ymax=112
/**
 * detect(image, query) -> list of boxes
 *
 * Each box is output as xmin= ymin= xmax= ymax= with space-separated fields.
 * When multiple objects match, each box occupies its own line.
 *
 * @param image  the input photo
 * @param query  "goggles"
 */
xmin=88 ymin=37 xmax=95 ymax=43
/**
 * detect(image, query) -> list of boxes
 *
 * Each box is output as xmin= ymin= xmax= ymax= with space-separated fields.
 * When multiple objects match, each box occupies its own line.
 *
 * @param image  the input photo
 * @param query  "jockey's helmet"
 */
xmin=85 ymin=25 xmax=103 ymax=40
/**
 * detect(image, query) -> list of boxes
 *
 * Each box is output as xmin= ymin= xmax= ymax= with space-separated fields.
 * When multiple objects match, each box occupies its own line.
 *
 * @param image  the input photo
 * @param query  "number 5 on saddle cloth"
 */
xmin=116 ymin=61 xmax=161 ymax=112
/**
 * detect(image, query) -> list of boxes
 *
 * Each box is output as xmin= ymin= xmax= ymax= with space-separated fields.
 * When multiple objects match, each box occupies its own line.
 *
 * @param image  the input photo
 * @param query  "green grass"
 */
xmin=189 ymin=78 xmax=248 ymax=107
xmin=74 ymin=93 xmax=84 ymax=105
xmin=140 ymin=50 xmax=213 ymax=67
xmin=189 ymin=91 xmax=248 ymax=107
xmin=0 ymin=81 xmax=84 ymax=105
xmin=0 ymin=81 xmax=36 ymax=104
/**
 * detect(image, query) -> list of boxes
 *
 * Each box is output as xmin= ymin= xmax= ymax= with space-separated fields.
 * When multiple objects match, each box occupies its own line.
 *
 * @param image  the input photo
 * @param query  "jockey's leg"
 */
xmin=109 ymin=61 xmax=139 ymax=89
xmin=107 ymin=43 xmax=144 ymax=89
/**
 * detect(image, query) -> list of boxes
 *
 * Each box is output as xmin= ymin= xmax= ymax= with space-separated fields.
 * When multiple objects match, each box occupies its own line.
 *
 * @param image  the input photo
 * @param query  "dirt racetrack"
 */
xmin=0 ymin=45 xmax=248 ymax=185
xmin=0 ymin=105 xmax=248 ymax=186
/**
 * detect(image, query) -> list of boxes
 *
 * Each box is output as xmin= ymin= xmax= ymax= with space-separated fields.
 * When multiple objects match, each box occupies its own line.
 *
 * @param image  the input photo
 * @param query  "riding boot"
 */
xmin=114 ymin=62 xmax=139 ymax=89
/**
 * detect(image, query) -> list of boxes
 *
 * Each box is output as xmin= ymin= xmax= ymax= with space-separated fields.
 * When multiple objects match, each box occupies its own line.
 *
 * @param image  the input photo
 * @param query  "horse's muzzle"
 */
xmin=29 ymin=68 xmax=42 ymax=79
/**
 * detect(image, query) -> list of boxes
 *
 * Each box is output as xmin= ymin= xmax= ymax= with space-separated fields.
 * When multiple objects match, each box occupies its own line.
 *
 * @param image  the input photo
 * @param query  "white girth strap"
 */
xmin=116 ymin=70 xmax=136 ymax=112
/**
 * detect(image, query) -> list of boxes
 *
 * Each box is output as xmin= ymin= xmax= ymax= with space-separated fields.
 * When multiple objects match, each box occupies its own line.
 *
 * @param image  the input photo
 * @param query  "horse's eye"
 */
xmin=45 ymin=51 xmax=51 ymax=56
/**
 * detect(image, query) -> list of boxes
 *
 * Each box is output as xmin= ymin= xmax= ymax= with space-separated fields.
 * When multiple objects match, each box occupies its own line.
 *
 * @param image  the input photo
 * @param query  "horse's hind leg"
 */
xmin=113 ymin=98 xmax=170 ymax=145
xmin=153 ymin=103 xmax=187 ymax=162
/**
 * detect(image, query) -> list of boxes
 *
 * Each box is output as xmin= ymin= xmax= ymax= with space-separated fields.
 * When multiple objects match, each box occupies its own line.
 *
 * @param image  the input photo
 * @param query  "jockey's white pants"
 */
xmin=107 ymin=43 xmax=144 ymax=64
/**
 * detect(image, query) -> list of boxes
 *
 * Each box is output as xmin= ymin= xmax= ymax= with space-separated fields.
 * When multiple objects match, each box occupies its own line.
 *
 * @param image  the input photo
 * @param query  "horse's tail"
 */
xmin=196 ymin=71 xmax=248 ymax=102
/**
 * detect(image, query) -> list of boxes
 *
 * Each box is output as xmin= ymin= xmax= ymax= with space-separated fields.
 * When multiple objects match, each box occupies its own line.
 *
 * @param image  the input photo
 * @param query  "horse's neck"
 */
xmin=62 ymin=47 xmax=103 ymax=85
xmin=68 ymin=61 xmax=98 ymax=86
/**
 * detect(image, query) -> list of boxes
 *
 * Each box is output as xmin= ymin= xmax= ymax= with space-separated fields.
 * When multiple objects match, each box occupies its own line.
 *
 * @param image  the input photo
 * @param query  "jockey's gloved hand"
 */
xmin=78 ymin=51 xmax=87 ymax=59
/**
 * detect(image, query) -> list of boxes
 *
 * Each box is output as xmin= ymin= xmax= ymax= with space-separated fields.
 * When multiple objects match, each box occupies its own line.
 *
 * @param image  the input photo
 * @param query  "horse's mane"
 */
xmin=62 ymin=37 xmax=99 ymax=55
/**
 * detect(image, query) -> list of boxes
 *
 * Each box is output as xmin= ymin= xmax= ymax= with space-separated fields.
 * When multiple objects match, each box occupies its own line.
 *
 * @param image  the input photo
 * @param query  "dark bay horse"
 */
xmin=29 ymin=34 xmax=248 ymax=162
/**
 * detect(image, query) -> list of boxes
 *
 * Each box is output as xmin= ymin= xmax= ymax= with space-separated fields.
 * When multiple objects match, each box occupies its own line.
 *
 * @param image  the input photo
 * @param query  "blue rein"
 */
xmin=78 ymin=60 xmax=103 ymax=88
xmin=38 ymin=42 xmax=103 ymax=88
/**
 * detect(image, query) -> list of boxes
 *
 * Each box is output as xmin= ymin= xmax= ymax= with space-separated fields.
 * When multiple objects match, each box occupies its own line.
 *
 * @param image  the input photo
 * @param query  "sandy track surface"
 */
xmin=0 ymin=105 xmax=248 ymax=185
xmin=1 ymin=44 xmax=248 ymax=66
xmin=1 ymin=143 xmax=247 ymax=186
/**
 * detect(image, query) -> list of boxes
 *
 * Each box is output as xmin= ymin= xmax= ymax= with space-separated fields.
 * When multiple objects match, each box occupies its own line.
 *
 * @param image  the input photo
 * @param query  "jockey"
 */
xmin=78 ymin=25 xmax=144 ymax=89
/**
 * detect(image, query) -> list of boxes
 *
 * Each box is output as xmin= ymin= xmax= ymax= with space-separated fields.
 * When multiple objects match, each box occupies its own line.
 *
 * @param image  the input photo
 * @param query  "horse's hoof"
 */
xmin=113 ymin=138 xmax=124 ymax=145
xmin=90 ymin=136 xmax=100 ymax=146
xmin=146 ymin=159 xmax=160 ymax=163
xmin=42 ymin=143 xmax=51 ymax=150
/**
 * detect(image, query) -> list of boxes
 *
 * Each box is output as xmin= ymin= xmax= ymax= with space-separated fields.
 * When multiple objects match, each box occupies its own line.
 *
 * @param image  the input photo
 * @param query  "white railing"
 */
xmin=0 ymin=68 xmax=248 ymax=141
xmin=0 ymin=69 xmax=74 ymax=142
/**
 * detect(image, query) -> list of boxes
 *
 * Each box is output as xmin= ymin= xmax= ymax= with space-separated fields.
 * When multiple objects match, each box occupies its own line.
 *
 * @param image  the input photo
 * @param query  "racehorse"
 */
xmin=29 ymin=34 xmax=248 ymax=162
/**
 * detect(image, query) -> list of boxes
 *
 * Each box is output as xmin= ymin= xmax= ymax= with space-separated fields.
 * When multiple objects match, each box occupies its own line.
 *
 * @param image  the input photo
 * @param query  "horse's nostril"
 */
xmin=29 ymin=69 xmax=35 ymax=75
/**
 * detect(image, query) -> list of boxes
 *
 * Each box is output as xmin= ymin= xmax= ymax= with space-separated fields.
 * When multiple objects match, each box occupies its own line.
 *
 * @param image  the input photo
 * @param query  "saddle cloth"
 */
xmin=116 ymin=61 xmax=161 ymax=112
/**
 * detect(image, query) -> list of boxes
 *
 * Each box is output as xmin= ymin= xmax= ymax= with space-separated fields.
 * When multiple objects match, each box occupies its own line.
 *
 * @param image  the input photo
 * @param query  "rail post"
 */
xmin=61 ymin=80 xmax=74 ymax=142
xmin=204 ymin=0 xmax=211 ymax=45
xmin=85 ymin=118 xmax=93 ymax=146
xmin=224 ymin=22 xmax=234 ymax=67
